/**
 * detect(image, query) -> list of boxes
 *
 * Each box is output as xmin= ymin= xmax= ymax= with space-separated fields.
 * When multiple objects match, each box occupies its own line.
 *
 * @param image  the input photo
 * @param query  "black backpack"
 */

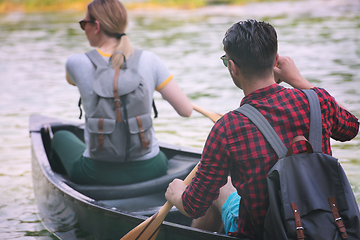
xmin=236 ymin=89 xmax=360 ymax=240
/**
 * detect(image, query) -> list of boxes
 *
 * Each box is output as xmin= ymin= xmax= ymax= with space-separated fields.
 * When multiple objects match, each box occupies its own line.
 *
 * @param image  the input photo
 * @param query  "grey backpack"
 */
xmin=85 ymin=49 xmax=152 ymax=162
xmin=236 ymin=89 xmax=360 ymax=240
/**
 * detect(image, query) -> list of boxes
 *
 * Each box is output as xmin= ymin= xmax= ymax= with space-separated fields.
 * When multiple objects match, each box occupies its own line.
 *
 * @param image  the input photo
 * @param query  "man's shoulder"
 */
xmin=214 ymin=110 xmax=250 ymax=130
xmin=310 ymin=87 xmax=331 ymax=97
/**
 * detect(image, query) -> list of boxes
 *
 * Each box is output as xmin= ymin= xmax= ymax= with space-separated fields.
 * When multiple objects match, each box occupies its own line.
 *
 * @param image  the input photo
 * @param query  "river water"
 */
xmin=0 ymin=0 xmax=359 ymax=238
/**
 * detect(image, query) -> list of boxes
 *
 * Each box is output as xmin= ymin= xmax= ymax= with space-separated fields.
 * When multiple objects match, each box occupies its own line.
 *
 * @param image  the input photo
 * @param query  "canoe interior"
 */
xmin=40 ymin=122 xmax=201 ymax=223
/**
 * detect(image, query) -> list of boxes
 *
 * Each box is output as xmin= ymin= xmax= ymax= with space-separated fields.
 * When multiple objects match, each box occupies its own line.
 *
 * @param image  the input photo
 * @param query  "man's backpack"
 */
xmin=237 ymin=89 xmax=360 ymax=240
xmin=84 ymin=49 xmax=152 ymax=162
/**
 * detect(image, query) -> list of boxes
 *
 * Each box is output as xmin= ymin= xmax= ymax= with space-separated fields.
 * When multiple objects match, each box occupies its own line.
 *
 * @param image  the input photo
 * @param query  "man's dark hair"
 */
xmin=223 ymin=19 xmax=278 ymax=79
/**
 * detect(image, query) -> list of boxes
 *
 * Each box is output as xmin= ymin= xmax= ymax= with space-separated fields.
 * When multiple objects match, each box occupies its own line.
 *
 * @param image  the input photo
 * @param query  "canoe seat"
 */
xmin=60 ymin=154 xmax=198 ymax=200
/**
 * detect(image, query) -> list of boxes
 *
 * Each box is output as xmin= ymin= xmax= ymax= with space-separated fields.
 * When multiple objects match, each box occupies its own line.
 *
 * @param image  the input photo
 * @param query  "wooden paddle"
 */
xmin=120 ymin=162 xmax=199 ymax=240
xmin=191 ymin=103 xmax=222 ymax=123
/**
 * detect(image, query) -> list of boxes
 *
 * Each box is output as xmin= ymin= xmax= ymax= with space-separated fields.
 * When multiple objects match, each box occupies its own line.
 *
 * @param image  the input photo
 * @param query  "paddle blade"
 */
xmin=120 ymin=202 xmax=173 ymax=240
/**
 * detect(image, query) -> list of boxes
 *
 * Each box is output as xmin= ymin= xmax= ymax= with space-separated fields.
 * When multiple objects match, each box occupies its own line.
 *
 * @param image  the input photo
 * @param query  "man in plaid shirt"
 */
xmin=165 ymin=19 xmax=359 ymax=239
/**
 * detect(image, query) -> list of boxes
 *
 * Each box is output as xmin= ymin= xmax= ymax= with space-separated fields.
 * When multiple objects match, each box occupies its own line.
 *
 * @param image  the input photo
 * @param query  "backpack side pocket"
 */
xmin=128 ymin=114 xmax=152 ymax=159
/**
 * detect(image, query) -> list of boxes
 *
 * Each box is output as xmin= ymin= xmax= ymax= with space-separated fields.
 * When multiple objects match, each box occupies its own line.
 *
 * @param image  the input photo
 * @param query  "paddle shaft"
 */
xmin=191 ymin=103 xmax=222 ymax=123
xmin=120 ymin=162 xmax=199 ymax=240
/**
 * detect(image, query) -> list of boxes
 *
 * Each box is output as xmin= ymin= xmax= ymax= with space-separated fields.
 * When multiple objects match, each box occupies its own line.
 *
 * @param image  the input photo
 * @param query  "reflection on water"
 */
xmin=0 ymin=0 xmax=359 ymax=238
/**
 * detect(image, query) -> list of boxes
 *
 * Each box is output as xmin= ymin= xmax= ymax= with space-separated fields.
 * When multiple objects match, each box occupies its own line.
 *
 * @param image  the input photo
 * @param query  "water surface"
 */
xmin=0 ymin=0 xmax=360 ymax=238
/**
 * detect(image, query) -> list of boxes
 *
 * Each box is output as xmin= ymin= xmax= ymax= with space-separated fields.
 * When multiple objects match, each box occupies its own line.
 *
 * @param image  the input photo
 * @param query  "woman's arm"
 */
xmin=159 ymin=79 xmax=192 ymax=117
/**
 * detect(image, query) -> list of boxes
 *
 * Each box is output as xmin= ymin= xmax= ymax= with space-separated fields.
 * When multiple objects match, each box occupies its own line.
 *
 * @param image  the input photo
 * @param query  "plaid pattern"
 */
xmin=182 ymin=84 xmax=359 ymax=239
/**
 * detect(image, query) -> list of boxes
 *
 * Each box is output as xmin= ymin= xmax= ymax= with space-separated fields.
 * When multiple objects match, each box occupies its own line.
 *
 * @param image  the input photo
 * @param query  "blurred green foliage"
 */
xmin=0 ymin=0 xmax=291 ymax=13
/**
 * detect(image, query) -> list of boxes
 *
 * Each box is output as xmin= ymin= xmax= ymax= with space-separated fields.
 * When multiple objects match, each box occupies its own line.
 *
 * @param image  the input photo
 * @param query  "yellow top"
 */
xmin=96 ymin=49 xmax=111 ymax=58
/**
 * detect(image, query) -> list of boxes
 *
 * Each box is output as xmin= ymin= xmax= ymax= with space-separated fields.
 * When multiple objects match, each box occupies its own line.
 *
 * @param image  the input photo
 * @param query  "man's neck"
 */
xmin=242 ymin=75 xmax=276 ymax=96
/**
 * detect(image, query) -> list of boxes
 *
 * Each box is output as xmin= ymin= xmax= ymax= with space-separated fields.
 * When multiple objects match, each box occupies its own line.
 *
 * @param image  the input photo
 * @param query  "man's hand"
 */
xmin=274 ymin=56 xmax=314 ymax=89
xmin=165 ymin=179 xmax=190 ymax=217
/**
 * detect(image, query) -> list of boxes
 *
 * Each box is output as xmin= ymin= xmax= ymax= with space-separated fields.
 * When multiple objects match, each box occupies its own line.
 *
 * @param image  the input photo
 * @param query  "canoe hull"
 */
xmin=30 ymin=115 xmax=235 ymax=240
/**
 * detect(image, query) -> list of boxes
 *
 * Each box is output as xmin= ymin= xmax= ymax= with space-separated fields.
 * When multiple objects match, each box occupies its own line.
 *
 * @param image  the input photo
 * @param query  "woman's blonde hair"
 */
xmin=88 ymin=0 xmax=133 ymax=69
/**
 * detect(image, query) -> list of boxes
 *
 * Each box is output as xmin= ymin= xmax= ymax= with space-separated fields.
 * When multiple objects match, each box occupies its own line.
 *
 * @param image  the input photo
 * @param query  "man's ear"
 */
xmin=229 ymin=59 xmax=238 ymax=75
xmin=274 ymin=53 xmax=279 ymax=67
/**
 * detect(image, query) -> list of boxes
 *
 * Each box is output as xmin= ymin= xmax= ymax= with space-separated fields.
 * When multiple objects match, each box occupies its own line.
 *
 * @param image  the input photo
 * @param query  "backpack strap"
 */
xmin=235 ymin=104 xmax=287 ymax=232
xmin=235 ymin=89 xmax=322 ymax=157
xmin=78 ymin=50 xmax=108 ymax=119
xmin=78 ymin=97 xmax=83 ymax=119
xmin=302 ymin=89 xmax=322 ymax=153
xmin=85 ymin=49 xmax=108 ymax=67
xmin=113 ymin=68 xmax=122 ymax=122
xmin=329 ymin=196 xmax=348 ymax=239
xmin=129 ymin=48 xmax=143 ymax=68
xmin=291 ymin=202 xmax=305 ymax=240
xmin=235 ymin=104 xmax=288 ymax=159
xmin=86 ymin=48 xmax=143 ymax=68
xmin=152 ymin=100 xmax=158 ymax=118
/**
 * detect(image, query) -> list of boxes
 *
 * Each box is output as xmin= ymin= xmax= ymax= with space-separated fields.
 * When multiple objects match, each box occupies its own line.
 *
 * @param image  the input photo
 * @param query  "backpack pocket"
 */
xmin=86 ymin=115 xmax=152 ymax=162
xmin=283 ymin=198 xmax=338 ymax=239
xmin=87 ymin=118 xmax=127 ymax=161
xmin=128 ymin=113 xmax=152 ymax=159
xmin=278 ymin=154 xmax=351 ymax=240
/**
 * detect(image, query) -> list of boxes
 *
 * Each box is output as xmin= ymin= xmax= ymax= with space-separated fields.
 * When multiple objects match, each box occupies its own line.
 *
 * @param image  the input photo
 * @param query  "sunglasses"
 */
xmin=79 ymin=19 xmax=94 ymax=30
xmin=220 ymin=55 xmax=241 ymax=68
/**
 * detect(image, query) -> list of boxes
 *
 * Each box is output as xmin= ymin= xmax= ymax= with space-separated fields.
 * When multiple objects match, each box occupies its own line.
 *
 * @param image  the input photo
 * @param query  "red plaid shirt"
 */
xmin=182 ymin=84 xmax=359 ymax=239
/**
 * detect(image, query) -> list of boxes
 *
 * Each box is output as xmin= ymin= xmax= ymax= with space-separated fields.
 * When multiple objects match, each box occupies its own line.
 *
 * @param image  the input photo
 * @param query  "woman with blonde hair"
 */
xmin=49 ymin=0 xmax=192 ymax=185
